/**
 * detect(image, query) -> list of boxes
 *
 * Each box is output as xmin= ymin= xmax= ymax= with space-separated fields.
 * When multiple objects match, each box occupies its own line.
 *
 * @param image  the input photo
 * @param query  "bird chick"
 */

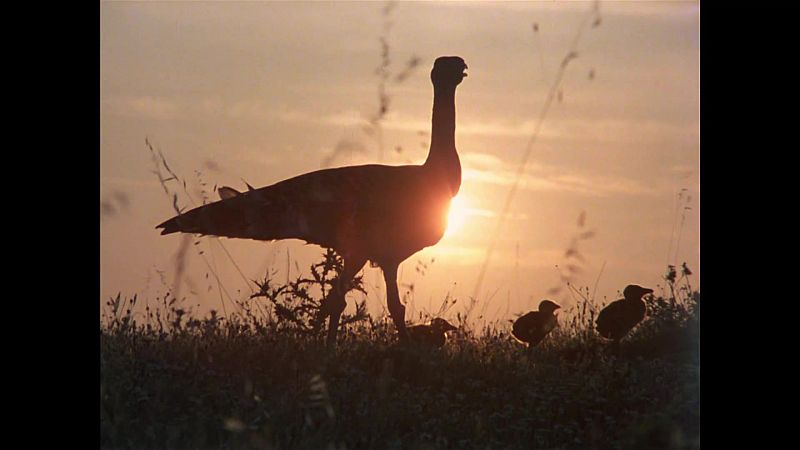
xmin=512 ymin=300 xmax=561 ymax=347
xmin=596 ymin=284 xmax=654 ymax=342
xmin=407 ymin=318 xmax=458 ymax=348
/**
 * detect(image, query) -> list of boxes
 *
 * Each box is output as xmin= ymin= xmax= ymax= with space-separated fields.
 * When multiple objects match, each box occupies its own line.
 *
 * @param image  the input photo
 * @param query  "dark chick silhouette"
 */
xmin=156 ymin=56 xmax=468 ymax=346
xmin=512 ymin=300 xmax=561 ymax=347
xmin=595 ymin=284 xmax=654 ymax=342
xmin=407 ymin=318 xmax=458 ymax=348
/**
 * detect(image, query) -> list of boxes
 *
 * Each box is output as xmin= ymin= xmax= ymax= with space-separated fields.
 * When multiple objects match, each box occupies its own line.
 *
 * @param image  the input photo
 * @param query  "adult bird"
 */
xmin=407 ymin=318 xmax=458 ymax=348
xmin=595 ymin=284 xmax=654 ymax=342
xmin=511 ymin=300 xmax=561 ymax=347
xmin=156 ymin=56 xmax=468 ymax=346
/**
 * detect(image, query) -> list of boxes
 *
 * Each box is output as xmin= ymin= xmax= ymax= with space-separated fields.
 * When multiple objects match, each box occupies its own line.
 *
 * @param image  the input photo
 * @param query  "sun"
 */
xmin=444 ymin=194 xmax=469 ymax=239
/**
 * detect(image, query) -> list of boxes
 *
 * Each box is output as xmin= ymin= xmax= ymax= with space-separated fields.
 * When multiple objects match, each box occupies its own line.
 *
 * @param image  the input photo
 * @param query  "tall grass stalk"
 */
xmin=472 ymin=0 xmax=603 ymax=301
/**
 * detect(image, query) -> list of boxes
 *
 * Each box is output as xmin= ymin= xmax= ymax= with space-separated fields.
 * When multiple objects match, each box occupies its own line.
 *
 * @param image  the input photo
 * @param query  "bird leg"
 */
xmin=323 ymin=256 xmax=366 ymax=347
xmin=324 ymin=291 xmax=347 ymax=348
xmin=382 ymin=264 xmax=409 ymax=342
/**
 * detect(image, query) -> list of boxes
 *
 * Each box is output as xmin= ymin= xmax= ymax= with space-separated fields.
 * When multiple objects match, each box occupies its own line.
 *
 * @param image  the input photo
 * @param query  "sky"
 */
xmin=100 ymin=0 xmax=699 ymax=326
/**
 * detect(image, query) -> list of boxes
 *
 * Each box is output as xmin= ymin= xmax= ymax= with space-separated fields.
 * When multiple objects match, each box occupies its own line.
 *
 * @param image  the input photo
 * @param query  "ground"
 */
xmin=100 ymin=290 xmax=699 ymax=450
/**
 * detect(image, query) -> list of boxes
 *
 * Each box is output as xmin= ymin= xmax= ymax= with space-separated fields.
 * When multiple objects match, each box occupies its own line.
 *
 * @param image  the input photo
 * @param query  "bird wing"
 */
xmin=512 ymin=311 xmax=544 ymax=342
xmin=407 ymin=324 xmax=431 ymax=340
xmin=596 ymin=299 xmax=628 ymax=337
xmin=218 ymin=186 xmax=241 ymax=200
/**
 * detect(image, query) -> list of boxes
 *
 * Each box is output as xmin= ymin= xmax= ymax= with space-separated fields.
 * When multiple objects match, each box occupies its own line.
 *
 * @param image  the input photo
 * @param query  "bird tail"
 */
xmin=156 ymin=188 xmax=266 ymax=239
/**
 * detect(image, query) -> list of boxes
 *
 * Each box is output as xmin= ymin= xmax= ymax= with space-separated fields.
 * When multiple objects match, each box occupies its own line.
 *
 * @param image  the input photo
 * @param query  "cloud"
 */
xmin=102 ymin=176 xmax=160 ymax=190
xmin=668 ymin=163 xmax=697 ymax=181
xmin=423 ymin=244 xmax=577 ymax=270
xmin=226 ymin=145 xmax=282 ymax=167
xmin=462 ymin=152 xmax=506 ymax=169
xmin=192 ymin=101 xmax=565 ymax=139
xmin=446 ymin=0 xmax=699 ymax=18
xmin=461 ymin=206 xmax=528 ymax=221
xmin=371 ymin=115 xmax=562 ymax=139
xmin=103 ymin=96 xmax=181 ymax=120
xmin=102 ymin=93 xmax=696 ymax=151
xmin=321 ymin=139 xmax=369 ymax=168
xmin=461 ymin=151 xmax=658 ymax=197
xmin=379 ymin=113 xmax=695 ymax=143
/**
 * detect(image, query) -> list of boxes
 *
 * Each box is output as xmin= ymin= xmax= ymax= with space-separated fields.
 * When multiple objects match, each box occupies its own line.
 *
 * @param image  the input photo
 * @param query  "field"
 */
xmin=100 ymin=265 xmax=699 ymax=450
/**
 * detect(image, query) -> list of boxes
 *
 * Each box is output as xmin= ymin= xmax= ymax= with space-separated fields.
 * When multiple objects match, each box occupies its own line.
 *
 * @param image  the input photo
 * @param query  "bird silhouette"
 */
xmin=156 ymin=56 xmax=468 ymax=346
xmin=512 ymin=300 xmax=561 ymax=347
xmin=407 ymin=318 xmax=458 ymax=348
xmin=595 ymin=284 xmax=653 ymax=342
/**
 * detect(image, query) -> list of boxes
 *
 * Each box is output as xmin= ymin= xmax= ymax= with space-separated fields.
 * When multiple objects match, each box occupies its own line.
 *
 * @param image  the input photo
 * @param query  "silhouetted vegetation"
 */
xmin=249 ymin=248 xmax=370 ymax=336
xmin=101 ymin=261 xmax=699 ymax=450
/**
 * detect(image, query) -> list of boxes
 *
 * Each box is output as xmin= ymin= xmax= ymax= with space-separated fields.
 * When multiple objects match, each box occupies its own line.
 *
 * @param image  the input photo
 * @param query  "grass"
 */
xmin=100 ymin=262 xmax=699 ymax=450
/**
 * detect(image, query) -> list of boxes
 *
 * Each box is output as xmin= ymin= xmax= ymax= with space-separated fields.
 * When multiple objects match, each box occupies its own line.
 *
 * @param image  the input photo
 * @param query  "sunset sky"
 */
xmin=100 ymin=1 xmax=699 ymax=325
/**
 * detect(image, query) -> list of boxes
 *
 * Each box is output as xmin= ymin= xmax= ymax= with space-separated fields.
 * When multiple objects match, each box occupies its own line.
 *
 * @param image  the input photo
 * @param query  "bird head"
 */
xmin=623 ymin=284 xmax=654 ymax=300
xmin=431 ymin=56 xmax=468 ymax=87
xmin=430 ymin=318 xmax=458 ymax=333
xmin=538 ymin=300 xmax=561 ymax=314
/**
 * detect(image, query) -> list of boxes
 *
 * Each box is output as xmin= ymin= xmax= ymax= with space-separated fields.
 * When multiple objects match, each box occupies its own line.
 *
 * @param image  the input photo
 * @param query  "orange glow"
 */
xmin=444 ymin=194 xmax=468 ymax=239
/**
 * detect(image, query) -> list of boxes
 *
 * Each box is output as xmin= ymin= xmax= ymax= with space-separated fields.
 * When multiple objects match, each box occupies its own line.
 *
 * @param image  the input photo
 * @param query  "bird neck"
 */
xmin=425 ymin=84 xmax=461 ymax=196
